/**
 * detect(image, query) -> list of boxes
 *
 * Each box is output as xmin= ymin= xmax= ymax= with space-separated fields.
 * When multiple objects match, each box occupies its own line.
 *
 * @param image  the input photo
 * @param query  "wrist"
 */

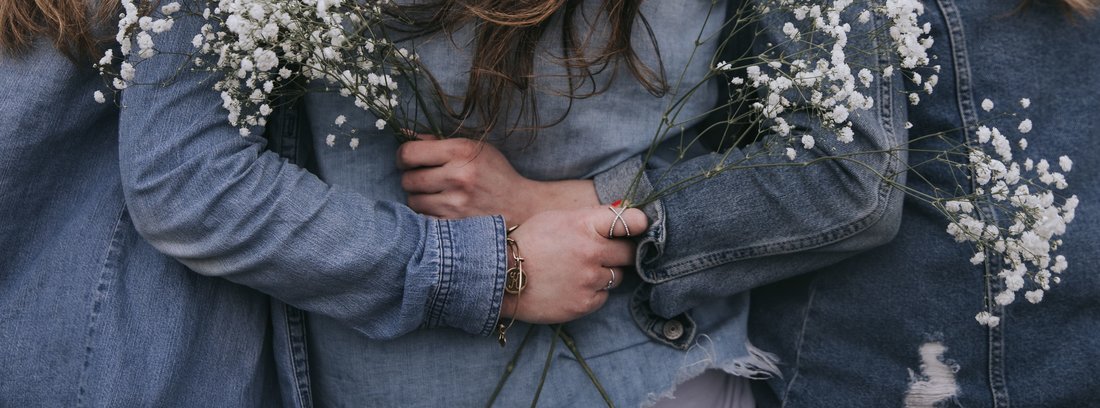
xmin=531 ymin=179 xmax=599 ymax=214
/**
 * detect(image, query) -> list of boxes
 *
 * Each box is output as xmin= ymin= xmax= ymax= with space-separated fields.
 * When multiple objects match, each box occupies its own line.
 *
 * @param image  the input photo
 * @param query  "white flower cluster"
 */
xmin=715 ymin=0 xmax=933 ymax=159
xmin=937 ymin=101 xmax=1077 ymax=327
xmin=99 ymin=0 xmax=408 ymax=142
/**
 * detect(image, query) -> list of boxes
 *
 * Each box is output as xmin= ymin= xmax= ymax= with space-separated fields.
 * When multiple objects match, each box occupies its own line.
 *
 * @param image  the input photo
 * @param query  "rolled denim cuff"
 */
xmin=422 ymin=215 xmax=508 ymax=337
xmin=592 ymin=157 xmax=667 ymax=283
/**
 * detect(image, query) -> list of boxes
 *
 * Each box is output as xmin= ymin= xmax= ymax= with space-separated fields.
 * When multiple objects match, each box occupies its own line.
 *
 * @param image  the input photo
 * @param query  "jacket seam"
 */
xmin=780 ymin=277 xmax=818 ymax=406
xmin=75 ymin=204 xmax=129 ymax=407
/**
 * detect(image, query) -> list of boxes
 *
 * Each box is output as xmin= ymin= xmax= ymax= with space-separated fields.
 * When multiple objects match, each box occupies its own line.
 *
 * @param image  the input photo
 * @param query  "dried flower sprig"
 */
xmin=97 ymin=0 xmax=424 ymax=145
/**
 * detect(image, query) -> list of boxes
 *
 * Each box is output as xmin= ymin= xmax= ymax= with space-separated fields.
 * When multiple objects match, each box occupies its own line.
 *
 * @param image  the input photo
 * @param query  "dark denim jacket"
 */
xmin=750 ymin=1 xmax=1100 ymax=406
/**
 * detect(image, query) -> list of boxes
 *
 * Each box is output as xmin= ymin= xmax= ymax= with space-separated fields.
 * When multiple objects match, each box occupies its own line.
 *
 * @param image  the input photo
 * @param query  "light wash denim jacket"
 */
xmin=0 ymin=40 xmax=281 ymax=405
xmin=750 ymin=1 xmax=1100 ymax=406
xmin=1 ymin=1 xmax=508 ymax=406
xmin=296 ymin=0 xmax=908 ymax=407
xmin=0 ymin=1 xmax=902 ymax=407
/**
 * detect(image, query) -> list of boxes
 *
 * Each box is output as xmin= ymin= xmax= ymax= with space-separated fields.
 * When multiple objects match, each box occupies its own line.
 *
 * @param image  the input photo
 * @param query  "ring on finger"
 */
xmin=607 ymin=206 xmax=631 ymax=238
xmin=602 ymin=267 xmax=616 ymax=291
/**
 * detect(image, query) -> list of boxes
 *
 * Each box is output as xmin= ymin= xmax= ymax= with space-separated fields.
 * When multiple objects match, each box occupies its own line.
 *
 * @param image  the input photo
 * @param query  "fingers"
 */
xmin=401 ymin=167 xmax=449 ymax=194
xmin=594 ymin=238 xmax=637 ymax=267
xmin=395 ymin=140 xmax=452 ymax=170
xmin=406 ymin=193 xmax=463 ymax=219
xmin=395 ymin=138 xmax=478 ymax=170
xmin=599 ymin=266 xmax=626 ymax=291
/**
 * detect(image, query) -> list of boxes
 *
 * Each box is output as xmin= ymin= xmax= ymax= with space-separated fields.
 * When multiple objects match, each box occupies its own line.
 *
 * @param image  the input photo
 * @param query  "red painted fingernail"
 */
xmin=611 ymin=199 xmax=622 ymax=207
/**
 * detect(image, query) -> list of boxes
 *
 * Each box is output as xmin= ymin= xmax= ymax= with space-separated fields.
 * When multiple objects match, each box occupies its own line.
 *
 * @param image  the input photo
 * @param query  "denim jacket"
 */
xmin=749 ymin=1 xmax=1100 ymax=406
xmin=0 ymin=40 xmax=281 ymax=405
xmin=297 ymin=0 xmax=908 ymax=406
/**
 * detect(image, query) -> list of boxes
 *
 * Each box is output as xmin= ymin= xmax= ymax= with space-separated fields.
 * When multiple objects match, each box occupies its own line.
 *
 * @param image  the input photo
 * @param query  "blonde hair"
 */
xmin=0 ymin=0 xmax=119 ymax=60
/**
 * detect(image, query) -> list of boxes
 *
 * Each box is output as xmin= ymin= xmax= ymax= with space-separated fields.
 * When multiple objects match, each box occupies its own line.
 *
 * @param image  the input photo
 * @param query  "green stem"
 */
xmin=530 ymin=325 xmax=563 ymax=408
xmin=485 ymin=324 xmax=537 ymax=408
xmin=558 ymin=329 xmax=614 ymax=407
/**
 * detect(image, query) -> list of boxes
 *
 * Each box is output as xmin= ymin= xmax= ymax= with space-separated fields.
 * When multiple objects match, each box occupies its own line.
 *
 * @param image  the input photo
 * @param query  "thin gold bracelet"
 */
xmin=497 ymin=225 xmax=526 ymax=347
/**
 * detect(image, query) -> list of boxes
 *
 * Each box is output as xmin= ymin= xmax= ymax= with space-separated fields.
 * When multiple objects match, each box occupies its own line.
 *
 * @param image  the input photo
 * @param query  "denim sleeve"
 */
xmin=594 ymin=4 xmax=908 ymax=318
xmin=116 ymin=4 xmax=507 ymax=339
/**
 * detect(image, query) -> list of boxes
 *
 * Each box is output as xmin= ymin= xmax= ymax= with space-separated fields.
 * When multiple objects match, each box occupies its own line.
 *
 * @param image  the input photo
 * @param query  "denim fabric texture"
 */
xmin=593 ymin=3 xmax=910 ymax=322
xmin=116 ymin=0 xmax=509 ymax=345
xmin=0 ymin=40 xmax=280 ymax=405
xmin=749 ymin=1 xmax=1100 ymax=406
xmin=298 ymin=0 xmax=908 ymax=406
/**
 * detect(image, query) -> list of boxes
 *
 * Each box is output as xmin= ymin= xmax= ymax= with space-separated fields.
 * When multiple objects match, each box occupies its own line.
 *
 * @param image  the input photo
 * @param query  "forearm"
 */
xmin=117 ymin=5 xmax=507 ymax=339
xmin=592 ymin=1 xmax=911 ymax=315
xmin=597 ymin=114 xmax=906 ymax=316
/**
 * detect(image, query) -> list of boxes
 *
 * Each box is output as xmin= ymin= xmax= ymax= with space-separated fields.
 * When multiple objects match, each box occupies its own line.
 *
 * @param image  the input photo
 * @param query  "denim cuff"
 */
xmin=593 ymin=157 xmax=668 ymax=283
xmin=423 ymin=215 xmax=508 ymax=337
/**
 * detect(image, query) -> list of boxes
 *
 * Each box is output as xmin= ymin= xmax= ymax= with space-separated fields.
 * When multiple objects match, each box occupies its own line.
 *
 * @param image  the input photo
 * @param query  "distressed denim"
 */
xmin=0 ymin=40 xmax=280 ymax=405
xmin=299 ymin=0 xmax=907 ymax=406
xmin=749 ymin=1 xmax=1100 ymax=406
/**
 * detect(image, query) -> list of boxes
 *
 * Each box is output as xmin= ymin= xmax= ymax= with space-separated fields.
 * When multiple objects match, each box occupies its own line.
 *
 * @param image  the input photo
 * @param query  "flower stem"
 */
xmin=485 ymin=324 xmax=537 ymax=408
xmin=559 ymin=329 xmax=615 ymax=407
xmin=530 ymin=324 xmax=563 ymax=408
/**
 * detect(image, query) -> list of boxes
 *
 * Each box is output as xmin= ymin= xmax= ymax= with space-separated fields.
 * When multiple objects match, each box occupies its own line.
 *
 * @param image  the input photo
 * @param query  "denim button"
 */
xmin=662 ymin=320 xmax=684 ymax=340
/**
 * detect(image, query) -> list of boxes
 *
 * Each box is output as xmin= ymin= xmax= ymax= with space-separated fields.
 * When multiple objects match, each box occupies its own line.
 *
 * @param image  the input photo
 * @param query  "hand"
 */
xmin=397 ymin=136 xmax=599 ymax=225
xmin=498 ymin=206 xmax=648 ymax=324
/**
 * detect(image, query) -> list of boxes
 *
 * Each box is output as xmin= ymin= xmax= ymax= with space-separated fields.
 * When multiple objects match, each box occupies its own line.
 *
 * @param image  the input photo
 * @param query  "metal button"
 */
xmin=662 ymin=320 xmax=684 ymax=341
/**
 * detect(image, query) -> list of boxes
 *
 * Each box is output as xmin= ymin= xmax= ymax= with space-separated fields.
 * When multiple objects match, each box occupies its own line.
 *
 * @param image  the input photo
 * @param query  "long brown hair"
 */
xmin=398 ymin=0 xmax=667 ymax=137
xmin=0 ymin=0 xmax=119 ymax=61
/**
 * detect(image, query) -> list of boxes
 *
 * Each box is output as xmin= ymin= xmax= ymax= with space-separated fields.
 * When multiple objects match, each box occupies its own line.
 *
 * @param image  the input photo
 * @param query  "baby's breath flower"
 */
xmin=975 ymin=311 xmax=1000 ymax=327
xmin=1018 ymin=119 xmax=1032 ymax=134
xmin=93 ymin=90 xmax=106 ymax=103
xmin=801 ymin=134 xmax=815 ymax=149
xmin=1020 ymin=98 xmax=1031 ymax=108
xmin=160 ymin=2 xmax=181 ymax=14
xmin=1059 ymin=156 xmax=1073 ymax=172
xmin=994 ymin=290 xmax=1015 ymax=306
xmin=1024 ymin=289 xmax=1044 ymax=304
xmin=981 ymin=98 xmax=994 ymax=112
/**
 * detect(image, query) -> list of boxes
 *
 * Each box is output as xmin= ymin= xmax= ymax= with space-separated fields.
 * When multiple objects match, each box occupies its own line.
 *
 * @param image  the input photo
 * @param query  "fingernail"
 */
xmin=611 ymin=199 xmax=623 ymax=207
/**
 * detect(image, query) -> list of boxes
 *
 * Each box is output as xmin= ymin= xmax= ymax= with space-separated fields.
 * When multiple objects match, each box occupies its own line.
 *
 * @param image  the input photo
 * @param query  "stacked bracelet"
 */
xmin=497 ymin=225 xmax=526 ymax=347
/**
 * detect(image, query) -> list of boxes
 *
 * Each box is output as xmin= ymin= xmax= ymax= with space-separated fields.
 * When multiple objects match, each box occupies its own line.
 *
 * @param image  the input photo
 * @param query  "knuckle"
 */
xmin=395 ymin=143 xmax=414 ymax=164
xmin=451 ymin=139 xmax=475 ymax=156
xmin=454 ymin=167 xmax=475 ymax=187
xmin=450 ymin=193 xmax=469 ymax=209
xmin=579 ymin=241 xmax=601 ymax=260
